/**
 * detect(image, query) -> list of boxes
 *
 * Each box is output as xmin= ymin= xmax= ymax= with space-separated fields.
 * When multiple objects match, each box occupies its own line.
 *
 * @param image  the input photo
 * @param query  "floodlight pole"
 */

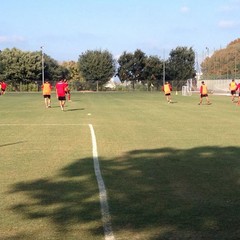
xmin=41 ymin=46 xmax=44 ymax=85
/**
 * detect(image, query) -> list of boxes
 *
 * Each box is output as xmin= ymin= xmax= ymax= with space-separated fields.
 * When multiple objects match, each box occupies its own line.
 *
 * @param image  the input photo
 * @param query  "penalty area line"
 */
xmin=88 ymin=124 xmax=115 ymax=240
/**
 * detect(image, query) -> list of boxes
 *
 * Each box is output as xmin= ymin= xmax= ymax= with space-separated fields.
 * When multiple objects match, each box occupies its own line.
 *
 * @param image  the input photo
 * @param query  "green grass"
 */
xmin=0 ymin=92 xmax=240 ymax=240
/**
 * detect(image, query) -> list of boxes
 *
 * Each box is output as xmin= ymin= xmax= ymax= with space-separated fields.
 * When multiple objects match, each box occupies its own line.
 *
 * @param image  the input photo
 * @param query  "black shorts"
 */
xmin=58 ymin=96 xmax=66 ymax=101
xmin=43 ymin=95 xmax=51 ymax=99
xmin=231 ymin=90 xmax=236 ymax=95
xmin=1 ymin=88 xmax=6 ymax=92
xmin=201 ymin=94 xmax=208 ymax=97
xmin=165 ymin=93 xmax=171 ymax=96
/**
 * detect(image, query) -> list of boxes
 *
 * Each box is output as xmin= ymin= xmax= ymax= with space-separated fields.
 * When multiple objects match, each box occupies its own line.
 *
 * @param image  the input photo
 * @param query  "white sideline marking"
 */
xmin=88 ymin=124 xmax=115 ymax=240
xmin=0 ymin=123 xmax=87 ymax=126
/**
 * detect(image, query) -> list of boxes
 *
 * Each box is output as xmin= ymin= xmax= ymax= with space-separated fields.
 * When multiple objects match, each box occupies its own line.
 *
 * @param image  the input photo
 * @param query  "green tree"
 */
xmin=117 ymin=49 xmax=147 ymax=89
xmin=143 ymin=55 xmax=164 ymax=90
xmin=43 ymin=54 xmax=69 ymax=81
xmin=0 ymin=48 xmax=39 ymax=84
xmin=201 ymin=38 xmax=240 ymax=79
xmin=167 ymin=47 xmax=196 ymax=80
xmin=61 ymin=61 xmax=86 ymax=90
xmin=0 ymin=48 xmax=68 ymax=88
xmin=78 ymin=50 xmax=116 ymax=91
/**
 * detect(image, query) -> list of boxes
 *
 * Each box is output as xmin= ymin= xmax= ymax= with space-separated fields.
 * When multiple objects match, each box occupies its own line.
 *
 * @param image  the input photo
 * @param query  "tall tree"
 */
xmin=143 ymin=55 xmax=164 ymax=89
xmin=0 ymin=48 xmax=68 ymax=86
xmin=43 ymin=54 xmax=68 ymax=81
xmin=167 ymin=47 xmax=196 ymax=80
xmin=117 ymin=49 xmax=147 ymax=89
xmin=201 ymin=38 xmax=240 ymax=79
xmin=78 ymin=50 xmax=116 ymax=90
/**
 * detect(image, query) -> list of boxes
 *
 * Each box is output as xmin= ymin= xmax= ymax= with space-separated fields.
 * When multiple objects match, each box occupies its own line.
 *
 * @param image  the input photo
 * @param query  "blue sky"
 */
xmin=0 ymin=0 xmax=239 ymax=62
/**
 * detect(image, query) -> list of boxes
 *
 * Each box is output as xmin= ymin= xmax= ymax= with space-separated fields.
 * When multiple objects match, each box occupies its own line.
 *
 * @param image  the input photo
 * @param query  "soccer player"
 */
xmin=162 ymin=81 xmax=172 ymax=103
xmin=0 ymin=81 xmax=7 ymax=95
xmin=199 ymin=81 xmax=211 ymax=105
xmin=229 ymin=79 xmax=237 ymax=102
xmin=41 ymin=80 xmax=52 ymax=108
xmin=236 ymin=81 xmax=240 ymax=106
xmin=56 ymin=79 xmax=66 ymax=111
xmin=64 ymin=79 xmax=71 ymax=101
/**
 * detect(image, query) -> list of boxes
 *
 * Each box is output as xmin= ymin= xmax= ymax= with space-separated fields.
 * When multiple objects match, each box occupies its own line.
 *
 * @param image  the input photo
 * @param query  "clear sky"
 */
xmin=0 ymin=0 xmax=239 ymax=62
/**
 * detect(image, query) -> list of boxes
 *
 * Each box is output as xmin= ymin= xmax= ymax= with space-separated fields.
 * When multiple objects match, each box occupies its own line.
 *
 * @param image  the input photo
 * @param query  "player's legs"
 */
xmin=206 ymin=96 xmax=210 ymax=104
xmin=47 ymin=97 xmax=51 ymax=107
xmin=231 ymin=91 xmax=236 ymax=102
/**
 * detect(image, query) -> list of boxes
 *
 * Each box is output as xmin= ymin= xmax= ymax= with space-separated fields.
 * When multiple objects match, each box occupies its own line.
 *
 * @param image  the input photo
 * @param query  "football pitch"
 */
xmin=0 ymin=92 xmax=240 ymax=240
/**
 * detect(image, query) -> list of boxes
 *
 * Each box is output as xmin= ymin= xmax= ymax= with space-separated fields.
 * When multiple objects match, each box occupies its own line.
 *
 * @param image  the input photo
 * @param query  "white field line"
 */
xmin=0 ymin=123 xmax=88 ymax=126
xmin=88 ymin=124 xmax=115 ymax=240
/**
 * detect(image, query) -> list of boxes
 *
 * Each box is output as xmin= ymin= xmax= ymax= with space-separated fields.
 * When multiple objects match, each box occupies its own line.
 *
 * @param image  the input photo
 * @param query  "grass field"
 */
xmin=0 ymin=91 xmax=240 ymax=240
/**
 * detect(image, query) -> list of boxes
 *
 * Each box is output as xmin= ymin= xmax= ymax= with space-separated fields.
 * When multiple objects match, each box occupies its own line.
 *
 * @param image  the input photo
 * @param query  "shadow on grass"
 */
xmin=0 ymin=141 xmax=25 ymax=148
xmin=7 ymin=146 xmax=240 ymax=240
xmin=65 ymin=108 xmax=85 ymax=112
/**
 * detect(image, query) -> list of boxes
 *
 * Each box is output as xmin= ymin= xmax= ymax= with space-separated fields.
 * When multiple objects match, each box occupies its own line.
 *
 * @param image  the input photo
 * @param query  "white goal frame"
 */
xmin=182 ymin=79 xmax=192 ymax=96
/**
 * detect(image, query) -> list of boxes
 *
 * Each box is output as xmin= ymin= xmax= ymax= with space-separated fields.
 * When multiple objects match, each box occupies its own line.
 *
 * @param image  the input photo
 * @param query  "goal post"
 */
xmin=182 ymin=79 xmax=192 ymax=96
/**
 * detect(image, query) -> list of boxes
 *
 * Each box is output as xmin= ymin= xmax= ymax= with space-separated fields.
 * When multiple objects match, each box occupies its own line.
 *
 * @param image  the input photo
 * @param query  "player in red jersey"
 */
xmin=0 ymin=81 xmax=7 ymax=95
xmin=64 ymin=79 xmax=71 ymax=101
xmin=236 ymin=82 xmax=240 ymax=106
xmin=55 ymin=79 xmax=66 ymax=111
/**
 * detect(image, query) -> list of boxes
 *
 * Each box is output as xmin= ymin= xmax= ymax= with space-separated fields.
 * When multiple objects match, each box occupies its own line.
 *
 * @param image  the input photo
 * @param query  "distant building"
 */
xmin=104 ymin=77 xmax=116 ymax=89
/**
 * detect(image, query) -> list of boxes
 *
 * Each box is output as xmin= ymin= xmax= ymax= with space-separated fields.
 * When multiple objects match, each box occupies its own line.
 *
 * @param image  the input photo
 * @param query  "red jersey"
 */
xmin=236 ymin=83 xmax=240 ymax=91
xmin=56 ymin=81 xmax=66 ymax=97
xmin=64 ymin=81 xmax=69 ymax=91
xmin=1 ymin=82 xmax=7 ymax=90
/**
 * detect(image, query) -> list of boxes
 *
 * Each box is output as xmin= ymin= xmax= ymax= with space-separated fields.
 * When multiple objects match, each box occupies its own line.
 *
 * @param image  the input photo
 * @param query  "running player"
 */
xmin=56 ymin=79 xmax=66 ymax=111
xmin=199 ymin=81 xmax=211 ymax=105
xmin=229 ymin=79 xmax=237 ymax=102
xmin=41 ymin=80 xmax=52 ymax=108
xmin=64 ymin=79 xmax=71 ymax=101
xmin=0 ymin=81 xmax=7 ymax=95
xmin=162 ymin=81 xmax=172 ymax=103
xmin=236 ymin=81 xmax=240 ymax=106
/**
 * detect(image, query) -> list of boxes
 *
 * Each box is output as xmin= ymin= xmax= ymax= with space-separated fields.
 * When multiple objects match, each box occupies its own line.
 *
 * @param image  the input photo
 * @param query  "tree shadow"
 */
xmin=103 ymin=146 xmax=240 ymax=240
xmin=7 ymin=146 xmax=240 ymax=239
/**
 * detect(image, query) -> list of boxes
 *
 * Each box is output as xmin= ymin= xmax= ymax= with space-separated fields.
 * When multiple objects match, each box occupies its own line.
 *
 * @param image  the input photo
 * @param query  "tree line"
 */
xmin=201 ymin=38 xmax=240 ymax=80
xmin=0 ymin=46 xmax=196 ymax=91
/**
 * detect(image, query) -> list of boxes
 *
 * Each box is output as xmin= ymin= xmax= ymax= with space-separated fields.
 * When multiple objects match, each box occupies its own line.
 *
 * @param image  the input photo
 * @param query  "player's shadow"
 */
xmin=0 ymin=141 xmax=25 ymax=148
xmin=7 ymin=146 xmax=240 ymax=239
xmin=65 ymin=108 xmax=85 ymax=112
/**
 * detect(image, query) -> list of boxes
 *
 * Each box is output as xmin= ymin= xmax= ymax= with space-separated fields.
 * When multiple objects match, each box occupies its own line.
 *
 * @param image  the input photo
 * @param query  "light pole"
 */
xmin=40 ymin=46 xmax=44 ymax=85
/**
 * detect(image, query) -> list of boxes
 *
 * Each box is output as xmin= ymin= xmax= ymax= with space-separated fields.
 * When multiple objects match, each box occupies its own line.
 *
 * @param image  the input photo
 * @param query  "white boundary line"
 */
xmin=0 ymin=123 xmax=88 ymax=126
xmin=88 ymin=124 xmax=115 ymax=240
